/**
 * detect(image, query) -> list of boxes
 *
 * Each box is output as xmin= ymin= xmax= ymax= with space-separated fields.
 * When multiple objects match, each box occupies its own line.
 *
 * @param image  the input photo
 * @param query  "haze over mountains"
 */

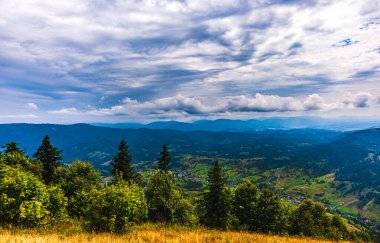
xmin=92 ymin=117 xmax=380 ymax=132
xmin=0 ymin=122 xmax=342 ymax=167
xmin=0 ymin=121 xmax=379 ymax=186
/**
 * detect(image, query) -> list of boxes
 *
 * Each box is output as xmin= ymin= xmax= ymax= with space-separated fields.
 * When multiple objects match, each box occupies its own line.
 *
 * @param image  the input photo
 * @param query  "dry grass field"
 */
xmin=0 ymin=229 xmax=349 ymax=243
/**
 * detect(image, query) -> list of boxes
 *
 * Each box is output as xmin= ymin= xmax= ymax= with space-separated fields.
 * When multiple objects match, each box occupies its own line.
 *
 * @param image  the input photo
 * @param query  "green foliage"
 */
xmin=54 ymin=161 xmax=101 ymax=218
xmin=19 ymin=200 xmax=49 ymax=227
xmin=2 ymin=142 xmax=25 ymax=155
xmin=157 ymin=144 xmax=171 ymax=172
xmin=173 ymin=197 xmax=198 ymax=226
xmin=0 ymin=138 xmax=365 ymax=241
xmin=47 ymin=186 xmax=68 ymax=223
xmin=84 ymin=182 xmax=147 ymax=232
xmin=290 ymin=199 xmax=349 ymax=240
xmin=0 ymin=151 xmax=43 ymax=179
xmin=146 ymin=170 xmax=197 ymax=225
xmin=255 ymin=188 xmax=288 ymax=234
xmin=233 ymin=180 xmax=259 ymax=231
xmin=203 ymin=160 xmax=233 ymax=229
xmin=0 ymin=165 xmax=67 ymax=227
xmin=33 ymin=135 xmax=63 ymax=184
xmin=111 ymin=139 xmax=136 ymax=183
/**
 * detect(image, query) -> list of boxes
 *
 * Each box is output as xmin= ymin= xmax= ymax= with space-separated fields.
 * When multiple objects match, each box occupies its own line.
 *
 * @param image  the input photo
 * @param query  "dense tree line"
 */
xmin=0 ymin=137 xmax=372 ymax=241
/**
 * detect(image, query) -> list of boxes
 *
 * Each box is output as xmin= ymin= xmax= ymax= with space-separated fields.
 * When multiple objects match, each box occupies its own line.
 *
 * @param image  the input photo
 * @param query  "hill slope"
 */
xmin=0 ymin=123 xmax=341 ymax=170
xmin=0 ymin=123 xmax=379 ymax=225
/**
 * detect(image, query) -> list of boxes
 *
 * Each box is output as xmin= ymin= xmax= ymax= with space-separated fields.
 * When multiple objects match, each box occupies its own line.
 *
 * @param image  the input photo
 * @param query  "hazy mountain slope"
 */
xmin=0 ymin=123 xmax=341 ymax=168
xmin=92 ymin=117 xmax=380 ymax=131
xmin=1 ymin=123 xmax=379 ymax=224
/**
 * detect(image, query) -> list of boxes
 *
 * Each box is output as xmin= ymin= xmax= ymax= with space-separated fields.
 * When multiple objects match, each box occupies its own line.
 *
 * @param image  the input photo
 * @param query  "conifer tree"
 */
xmin=111 ymin=139 xmax=135 ymax=183
xmin=33 ymin=135 xmax=63 ymax=184
xmin=203 ymin=160 xmax=232 ymax=229
xmin=157 ymin=144 xmax=171 ymax=172
xmin=3 ymin=142 xmax=24 ymax=155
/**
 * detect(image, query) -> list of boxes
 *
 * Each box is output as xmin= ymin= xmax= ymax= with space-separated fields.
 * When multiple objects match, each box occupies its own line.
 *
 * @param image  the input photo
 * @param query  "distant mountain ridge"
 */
xmin=92 ymin=117 xmax=380 ymax=131
xmin=0 ymin=123 xmax=341 ymax=167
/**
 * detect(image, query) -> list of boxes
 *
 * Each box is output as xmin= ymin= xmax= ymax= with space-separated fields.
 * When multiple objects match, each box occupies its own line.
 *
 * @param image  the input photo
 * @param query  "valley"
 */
xmin=0 ymin=123 xmax=379 ymax=236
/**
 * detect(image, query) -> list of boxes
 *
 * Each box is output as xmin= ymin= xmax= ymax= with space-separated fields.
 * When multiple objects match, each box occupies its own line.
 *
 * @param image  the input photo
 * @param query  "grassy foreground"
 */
xmin=0 ymin=229 xmax=349 ymax=243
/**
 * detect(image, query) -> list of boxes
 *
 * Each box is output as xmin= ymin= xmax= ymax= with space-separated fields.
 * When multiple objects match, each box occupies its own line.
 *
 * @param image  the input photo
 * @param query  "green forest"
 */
xmin=0 ymin=135 xmax=373 ymax=242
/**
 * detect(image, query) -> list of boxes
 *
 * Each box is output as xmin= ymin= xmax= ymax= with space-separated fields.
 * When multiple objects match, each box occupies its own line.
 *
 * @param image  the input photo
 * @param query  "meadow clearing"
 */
xmin=0 ymin=228 xmax=349 ymax=243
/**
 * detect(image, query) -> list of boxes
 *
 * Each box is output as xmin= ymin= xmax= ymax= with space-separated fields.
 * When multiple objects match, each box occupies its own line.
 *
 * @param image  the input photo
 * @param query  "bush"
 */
xmin=0 ymin=165 xmax=67 ymax=227
xmin=54 ymin=161 xmax=101 ymax=217
xmin=47 ymin=186 xmax=68 ymax=223
xmin=0 ymin=152 xmax=43 ymax=179
xmin=255 ymin=188 xmax=288 ymax=234
xmin=233 ymin=180 xmax=259 ymax=231
xmin=290 ymin=199 xmax=348 ymax=240
xmin=146 ymin=170 xmax=197 ymax=225
xmin=84 ymin=182 xmax=148 ymax=232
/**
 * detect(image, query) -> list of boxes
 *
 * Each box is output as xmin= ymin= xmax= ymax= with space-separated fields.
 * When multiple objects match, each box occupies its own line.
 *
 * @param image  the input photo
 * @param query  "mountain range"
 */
xmin=92 ymin=117 xmax=380 ymax=131
xmin=0 ymin=121 xmax=379 ymax=224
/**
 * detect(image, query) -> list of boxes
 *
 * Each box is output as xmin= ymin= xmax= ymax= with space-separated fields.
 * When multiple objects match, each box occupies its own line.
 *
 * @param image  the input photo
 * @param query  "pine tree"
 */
xmin=33 ymin=135 xmax=63 ymax=184
xmin=111 ymin=139 xmax=135 ymax=183
xmin=203 ymin=160 xmax=232 ymax=229
xmin=157 ymin=144 xmax=171 ymax=172
xmin=3 ymin=142 xmax=24 ymax=155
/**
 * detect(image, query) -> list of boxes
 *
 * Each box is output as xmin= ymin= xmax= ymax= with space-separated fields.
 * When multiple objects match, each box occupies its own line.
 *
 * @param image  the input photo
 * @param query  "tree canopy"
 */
xmin=111 ymin=139 xmax=135 ymax=183
xmin=157 ymin=144 xmax=171 ymax=172
xmin=33 ymin=135 xmax=63 ymax=184
xmin=0 ymin=139 xmax=363 ymax=241
xmin=203 ymin=160 xmax=232 ymax=229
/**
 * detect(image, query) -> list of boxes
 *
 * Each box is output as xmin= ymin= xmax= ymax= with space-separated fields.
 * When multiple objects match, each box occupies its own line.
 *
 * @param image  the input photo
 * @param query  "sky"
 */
xmin=0 ymin=0 xmax=379 ymax=123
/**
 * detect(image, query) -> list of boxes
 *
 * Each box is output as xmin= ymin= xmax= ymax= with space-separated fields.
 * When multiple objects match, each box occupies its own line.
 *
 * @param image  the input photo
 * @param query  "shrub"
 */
xmin=84 ymin=182 xmax=148 ymax=232
xmin=0 ymin=152 xmax=43 ymax=179
xmin=54 ymin=161 xmax=101 ymax=217
xmin=146 ymin=170 xmax=197 ymax=225
xmin=233 ymin=180 xmax=259 ymax=231
xmin=255 ymin=188 xmax=288 ymax=234
xmin=0 ymin=165 xmax=67 ymax=227
xmin=290 ymin=199 xmax=348 ymax=240
xmin=47 ymin=186 xmax=68 ymax=223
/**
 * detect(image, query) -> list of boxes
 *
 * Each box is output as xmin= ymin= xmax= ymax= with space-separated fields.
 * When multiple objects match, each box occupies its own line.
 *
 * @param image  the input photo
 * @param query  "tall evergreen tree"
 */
xmin=33 ymin=135 xmax=63 ymax=184
xmin=111 ymin=139 xmax=135 ymax=183
xmin=3 ymin=142 xmax=24 ymax=155
xmin=203 ymin=160 xmax=232 ymax=229
xmin=157 ymin=144 xmax=171 ymax=172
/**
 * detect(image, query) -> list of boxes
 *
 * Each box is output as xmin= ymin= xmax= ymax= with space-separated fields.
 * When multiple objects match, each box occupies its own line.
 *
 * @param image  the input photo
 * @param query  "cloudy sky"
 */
xmin=0 ymin=0 xmax=379 ymax=123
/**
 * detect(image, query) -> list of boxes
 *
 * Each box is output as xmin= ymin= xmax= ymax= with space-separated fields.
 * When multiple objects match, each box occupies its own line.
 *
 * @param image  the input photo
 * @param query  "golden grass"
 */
xmin=0 ymin=229 xmax=349 ymax=243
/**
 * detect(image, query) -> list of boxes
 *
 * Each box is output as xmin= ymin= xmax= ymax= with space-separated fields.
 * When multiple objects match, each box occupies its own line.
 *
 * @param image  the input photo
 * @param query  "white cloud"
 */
xmin=27 ymin=102 xmax=39 ymax=109
xmin=89 ymin=92 xmax=379 ymax=117
xmin=48 ymin=107 xmax=79 ymax=115
xmin=0 ymin=0 xmax=379 ymax=123
xmin=343 ymin=92 xmax=373 ymax=108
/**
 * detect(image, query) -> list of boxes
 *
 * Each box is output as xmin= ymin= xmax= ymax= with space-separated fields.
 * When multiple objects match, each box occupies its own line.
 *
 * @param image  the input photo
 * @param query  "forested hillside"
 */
xmin=0 ymin=123 xmax=342 ymax=169
xmin=0 ymin=123 xmax=379 ymax=240
xmin=0 ymin=138 xmax=371 ymax=241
